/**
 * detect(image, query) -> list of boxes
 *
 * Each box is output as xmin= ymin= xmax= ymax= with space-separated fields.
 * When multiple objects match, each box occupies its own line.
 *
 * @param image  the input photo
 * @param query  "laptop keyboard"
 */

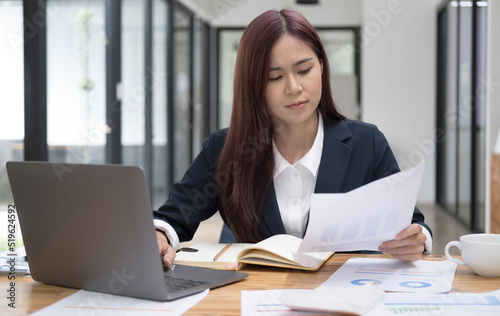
xmin=164 ymin=275 xmax=210 ymax=292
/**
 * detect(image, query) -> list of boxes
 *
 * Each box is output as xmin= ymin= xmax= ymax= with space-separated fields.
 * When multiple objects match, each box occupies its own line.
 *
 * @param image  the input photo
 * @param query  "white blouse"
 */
xmin=272 ymin=115 xmax=324 ymax=238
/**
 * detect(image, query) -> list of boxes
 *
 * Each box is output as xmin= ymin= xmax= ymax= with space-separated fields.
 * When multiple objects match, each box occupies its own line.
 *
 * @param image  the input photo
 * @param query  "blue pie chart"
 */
xmin=351 ymin=279 xmax=383 ymax=286
xmin=399 ymin=281 xmax=432 ymax=288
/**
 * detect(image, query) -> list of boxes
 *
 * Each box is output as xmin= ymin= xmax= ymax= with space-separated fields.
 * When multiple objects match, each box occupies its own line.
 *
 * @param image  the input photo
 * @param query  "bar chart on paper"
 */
xmin=385 ymin=306 xmax=442 ymax=314
xmin=367 ymin=291 xmax=500 ymax=315
xmin=299 ymin=162 xmax=425 ymax=253
xmin=241 ymin=289 xmax=324 ymax=316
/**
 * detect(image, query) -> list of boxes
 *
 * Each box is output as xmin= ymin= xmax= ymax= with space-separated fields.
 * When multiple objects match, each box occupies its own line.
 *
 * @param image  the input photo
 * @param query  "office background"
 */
xmin=1 ymin=0 xmax=499 ymax=252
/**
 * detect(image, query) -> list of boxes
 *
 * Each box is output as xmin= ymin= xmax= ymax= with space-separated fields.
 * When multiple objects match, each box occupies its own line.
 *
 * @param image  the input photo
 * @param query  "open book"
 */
xmin=173 ymin=234 xmax=334 ymax=271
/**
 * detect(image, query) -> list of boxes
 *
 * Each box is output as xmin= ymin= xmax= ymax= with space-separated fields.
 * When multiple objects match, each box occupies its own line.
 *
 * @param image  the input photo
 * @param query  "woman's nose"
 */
xmin=284 ymin=75 xmax=302 ymax=95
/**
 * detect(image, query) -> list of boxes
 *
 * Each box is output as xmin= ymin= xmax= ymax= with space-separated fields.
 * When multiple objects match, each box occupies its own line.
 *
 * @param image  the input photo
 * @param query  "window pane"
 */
xmin=173 ymin=8 xmax=192 ymax=181
xmin=47 ymin=0 xmax=106 ymax=164
xmin=122 ymin=0 xmax=145 ymax=167
xmin=445 ymin=4 xmax=458 ymax=214
xmin=457 ymin=6 xmax=472 ymax=225
xmin=218 ymin=30 xmax=242 ymax=128
xmin=318 ymin=30 xmax=355 ymax=75
xmin=475 ymin=6 xmax=487 ymax=232
xmin=192 ymin=20 xmax=208 ymax=155
xmin=319 ymin=29 xmax=358 ymax=119
xmin=0 ymin=0 xmax=24 ymax=251
xmin=152 ymin=0 xmax=168 ymax=209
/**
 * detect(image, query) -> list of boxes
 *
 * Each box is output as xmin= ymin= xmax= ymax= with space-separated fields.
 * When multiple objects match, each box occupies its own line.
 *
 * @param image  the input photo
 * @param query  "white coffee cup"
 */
xmin=445 ymin=233 xmax=500 ymax=277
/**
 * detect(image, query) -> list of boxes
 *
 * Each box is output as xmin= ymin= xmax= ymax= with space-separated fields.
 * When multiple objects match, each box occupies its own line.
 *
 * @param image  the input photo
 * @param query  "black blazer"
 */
xmin=154 ymin=118 xmax=432 ymax=243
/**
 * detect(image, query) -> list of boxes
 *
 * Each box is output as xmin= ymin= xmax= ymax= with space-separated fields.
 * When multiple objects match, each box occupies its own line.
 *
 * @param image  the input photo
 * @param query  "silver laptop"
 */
xmin=6 ymin=161 xmax=248 ymax=301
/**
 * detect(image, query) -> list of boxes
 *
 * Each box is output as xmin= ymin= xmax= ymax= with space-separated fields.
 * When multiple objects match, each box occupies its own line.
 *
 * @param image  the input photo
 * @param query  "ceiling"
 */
xmin=177 ymin=0 xmax=363 ymax=27
xmin=178 ymin=0 xmax=251 ymax=21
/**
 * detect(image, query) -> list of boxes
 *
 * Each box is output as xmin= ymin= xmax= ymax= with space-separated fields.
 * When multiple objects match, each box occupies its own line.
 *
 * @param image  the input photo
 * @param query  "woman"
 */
xmin=154 ymin=9 xmax=432 ymax=265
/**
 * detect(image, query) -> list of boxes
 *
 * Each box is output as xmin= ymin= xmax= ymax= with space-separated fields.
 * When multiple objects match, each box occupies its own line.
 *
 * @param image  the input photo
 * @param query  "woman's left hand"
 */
xmin=378 ymin=224 xmax=426 ymax=261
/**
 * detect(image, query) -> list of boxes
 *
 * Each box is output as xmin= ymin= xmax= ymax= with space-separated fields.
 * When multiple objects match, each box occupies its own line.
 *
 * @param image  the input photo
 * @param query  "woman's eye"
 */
xmin=269 ymin=75 xmax=282 ymax=82
xmin=298 ymin=67 xmax=312 ymax=75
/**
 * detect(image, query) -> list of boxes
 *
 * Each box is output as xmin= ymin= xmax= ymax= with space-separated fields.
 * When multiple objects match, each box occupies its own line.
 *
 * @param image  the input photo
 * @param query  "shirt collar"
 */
xmin=273 ymin=113 xmax=324 ymax=179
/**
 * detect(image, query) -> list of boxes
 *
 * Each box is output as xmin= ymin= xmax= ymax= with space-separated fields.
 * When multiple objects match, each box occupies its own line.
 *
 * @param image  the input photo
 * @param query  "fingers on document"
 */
xmin=379 ymin=230 xmax=426 ymax=262
xmin=395 ymin=224 xmax=422 ymax=240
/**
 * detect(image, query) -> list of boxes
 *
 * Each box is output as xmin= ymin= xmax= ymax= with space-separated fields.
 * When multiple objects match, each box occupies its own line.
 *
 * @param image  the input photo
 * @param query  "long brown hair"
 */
xmin=217 ymin=9 xmax=345 ymax=242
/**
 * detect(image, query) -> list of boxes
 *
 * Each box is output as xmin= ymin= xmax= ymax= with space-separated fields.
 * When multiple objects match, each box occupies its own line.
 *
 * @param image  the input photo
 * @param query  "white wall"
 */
xmin=486 ymin=0 xmax=500 ymax=232
xmin=361 ymin=0 xmax=440 ymax=203
xmin=488 ymin=1 xmax=500 ymax=154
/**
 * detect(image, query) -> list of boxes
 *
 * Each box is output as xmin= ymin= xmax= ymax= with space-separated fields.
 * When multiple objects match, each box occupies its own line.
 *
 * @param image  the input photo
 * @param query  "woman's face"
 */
xmin=265 ymin=34 xmax=323 ymax=128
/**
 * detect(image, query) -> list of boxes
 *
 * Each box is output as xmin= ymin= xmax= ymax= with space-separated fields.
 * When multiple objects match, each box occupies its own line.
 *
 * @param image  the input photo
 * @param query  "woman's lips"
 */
xmin=286 ymin=101 xmax=307 ymax=109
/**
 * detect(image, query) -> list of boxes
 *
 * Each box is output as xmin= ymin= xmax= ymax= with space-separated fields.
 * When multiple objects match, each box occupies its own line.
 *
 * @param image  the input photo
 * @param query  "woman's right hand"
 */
xmin=156 ymin=231 xmax=176 ymax=266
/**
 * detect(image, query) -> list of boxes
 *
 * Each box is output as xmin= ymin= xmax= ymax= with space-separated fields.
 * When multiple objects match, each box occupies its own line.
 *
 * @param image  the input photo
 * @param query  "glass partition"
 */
xmin=0 ymin=0 xmax=24 ymax=251
xmin=475 ymin=4 xmax=487 ymax=232
xmin=47 ymin=0 xmax=106 ymax=164
xmin=152 ymin=0 xmax=168 ymax=208
xmin=444 ymin=6 xmax=458 ymax=217
xmin=218 ymin=30 xmax=242 ymax=128
xmin=122 ymin=0 xmax=146 ymax=167
xmin=457 ymin=6 xmax=472 ymax=225
xmin=317 ymin=29 xmax=358 ymax=119
xmin=172 ymin=6 xmax=193 ymax=181
xmin=437 ymin=1 xmax=487 ymax=232
xmin=192 ymin=19 xmax=209 ymax=155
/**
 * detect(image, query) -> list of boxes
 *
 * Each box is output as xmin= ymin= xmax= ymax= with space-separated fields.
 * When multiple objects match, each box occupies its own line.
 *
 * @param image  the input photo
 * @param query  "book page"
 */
xmin=173 ymin=243 xmax=251 ymax=266
xmin=174 ymin=235 xmax=332 ymax=270
xmin=237 ymin=235 xmax=332 ymax=269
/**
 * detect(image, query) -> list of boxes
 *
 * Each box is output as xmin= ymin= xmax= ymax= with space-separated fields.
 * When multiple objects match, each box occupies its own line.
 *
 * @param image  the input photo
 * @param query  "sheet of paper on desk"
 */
xmin=298 ymin=161 xmax=424 ymax=252
xmin=241 ymin=289 xmax=322 ymax=316
xmin=320 ymin=258 xmax=457 ymax=293
xmin=31 ymin=288 xmax=209 ymax=316
xmin=366 ymin=290 xmax=500 ymax=315
xmin=0 ymin=246 xmax=30 ymax=275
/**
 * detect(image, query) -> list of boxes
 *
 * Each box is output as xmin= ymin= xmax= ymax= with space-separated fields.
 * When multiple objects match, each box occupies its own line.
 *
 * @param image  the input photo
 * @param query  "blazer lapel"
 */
xmin=315 ymin=119 xmax=353 ymax=193
xmin=259 ymin=181 xmax=286 ymax=237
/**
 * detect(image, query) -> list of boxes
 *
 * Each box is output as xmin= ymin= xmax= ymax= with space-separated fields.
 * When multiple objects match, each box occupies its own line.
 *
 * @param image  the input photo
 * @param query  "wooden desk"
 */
xmin=2 ymin=254 xmax=500 ymax=315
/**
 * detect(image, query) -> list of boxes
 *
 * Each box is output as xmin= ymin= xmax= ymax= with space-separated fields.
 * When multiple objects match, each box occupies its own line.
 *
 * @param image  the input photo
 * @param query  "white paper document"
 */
xmin=241 ymin=289 xmax=321 ymax=316
xmin=0 ymin=246 xmax=30 ymax=275
xmin=298 ymin=161 xmax=425 ymax=252
xmin=367 ymin=290 xmax=500 ymax=315
xmin=321 ymin=258 xmax=457 ymax=294
xmin=32 ymin=288 xmax=209 ymax=316
xmin=241 ymin=287 xmax=500 ymax=316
